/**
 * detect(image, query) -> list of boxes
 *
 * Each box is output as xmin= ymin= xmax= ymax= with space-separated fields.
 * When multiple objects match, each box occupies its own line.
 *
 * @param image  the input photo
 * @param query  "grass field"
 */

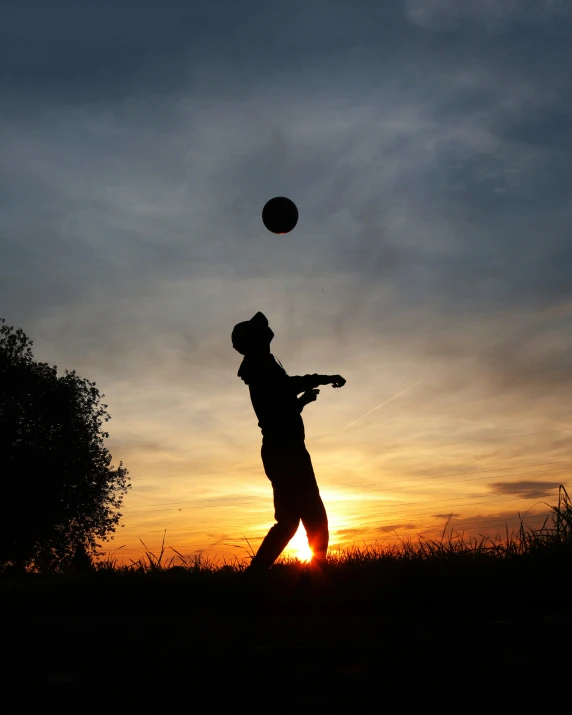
xmin=2 ymin=486 xmax=570 ymax=708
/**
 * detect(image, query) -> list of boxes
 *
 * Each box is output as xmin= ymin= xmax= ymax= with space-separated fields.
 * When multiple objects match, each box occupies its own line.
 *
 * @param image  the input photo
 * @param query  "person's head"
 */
xmin=232 ymin=312 xmax=274 ymax=356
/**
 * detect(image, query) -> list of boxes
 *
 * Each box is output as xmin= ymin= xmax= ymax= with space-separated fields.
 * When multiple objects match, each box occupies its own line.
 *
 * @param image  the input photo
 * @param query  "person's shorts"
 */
xmin=261 ymin=440 xmax=319 ymax=492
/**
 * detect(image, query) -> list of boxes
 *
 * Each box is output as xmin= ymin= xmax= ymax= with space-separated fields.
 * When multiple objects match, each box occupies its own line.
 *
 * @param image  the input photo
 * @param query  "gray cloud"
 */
xmin=335 ymin=528 xmax=368 ymax=537
xmin=437 ymin=508 xmax=555 ymax=535
xmin=0 ymin=3 xmax=236 ymax=101
xmin=488 ymin=480 xmax=562 ymax=498
xmin=2 ymin=1 xmax=572 ymax=525
xmin=3 ymin=2 xmax=571 ymax=328
xmin=334 ymin=523 xmax=418 ymax=537
xmin=479 ymin=323 xmax=572 ymax=397
xmin=376 ymin=523 xmax=417 ymax=533
xmin=206 ymin=533 xmax=234 ymax=548
xmin=404 ymin=0 xmax=569 ymax=32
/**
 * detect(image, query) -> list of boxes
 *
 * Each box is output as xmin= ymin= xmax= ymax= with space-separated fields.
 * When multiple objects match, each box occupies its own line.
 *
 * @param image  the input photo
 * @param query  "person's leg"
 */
xmin=296 ymin=445 xmax=329 ymax=567
xmin=249 ymin=440 xmax=328 ymax=572
xmin=247 ymin=483 xmax=300 ymax=572
xmin=301 ymin=492 xmax=329 ymax=567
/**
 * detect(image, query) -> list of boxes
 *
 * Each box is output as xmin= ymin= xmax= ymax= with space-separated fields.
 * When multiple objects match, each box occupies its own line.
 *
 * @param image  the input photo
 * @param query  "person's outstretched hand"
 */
xmin=330 ymin=375 xmax=346 ymax=388
xmin=301 ymin=388 xmax=320 ymax=405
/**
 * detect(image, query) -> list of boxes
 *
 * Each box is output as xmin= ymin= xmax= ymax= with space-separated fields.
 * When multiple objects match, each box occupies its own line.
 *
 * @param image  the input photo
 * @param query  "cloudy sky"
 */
xmin=2 ymin=0 xmax=571 ymax=563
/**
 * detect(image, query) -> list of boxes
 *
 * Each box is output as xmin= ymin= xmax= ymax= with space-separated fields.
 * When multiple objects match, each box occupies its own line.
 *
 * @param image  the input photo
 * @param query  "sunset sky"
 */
xmin=1 ymin=1 xmax=571 ymax=564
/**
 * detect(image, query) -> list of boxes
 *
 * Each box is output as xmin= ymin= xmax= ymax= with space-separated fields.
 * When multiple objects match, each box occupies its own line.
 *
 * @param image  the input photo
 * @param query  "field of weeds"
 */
xmin=2 ymin=487 xmax=570 ymax=708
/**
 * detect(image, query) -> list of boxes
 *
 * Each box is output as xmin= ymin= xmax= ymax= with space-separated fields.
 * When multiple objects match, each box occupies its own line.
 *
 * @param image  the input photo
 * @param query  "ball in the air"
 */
xmin=262 ymin=196 xmax=299 ymax=234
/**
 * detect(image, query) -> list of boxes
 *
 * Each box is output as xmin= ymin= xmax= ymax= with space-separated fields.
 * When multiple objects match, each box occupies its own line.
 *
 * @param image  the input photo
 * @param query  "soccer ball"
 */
xmin=262 ymin=196 xmax=299 ymax=234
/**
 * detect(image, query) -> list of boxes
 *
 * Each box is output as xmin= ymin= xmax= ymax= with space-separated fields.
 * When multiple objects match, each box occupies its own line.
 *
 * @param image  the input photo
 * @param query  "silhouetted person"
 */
xmin=232 ymin=312 xmax=346 ymax=572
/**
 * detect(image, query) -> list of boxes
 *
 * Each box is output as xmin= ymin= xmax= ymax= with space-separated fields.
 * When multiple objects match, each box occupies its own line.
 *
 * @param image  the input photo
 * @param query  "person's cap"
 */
xmin=232 ymin=312 xmax=271 ymax=355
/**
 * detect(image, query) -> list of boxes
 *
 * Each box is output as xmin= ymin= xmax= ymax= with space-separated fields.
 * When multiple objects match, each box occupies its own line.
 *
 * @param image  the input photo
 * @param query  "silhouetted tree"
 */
xmin=0 ymin=318 xmax=130 ymax=571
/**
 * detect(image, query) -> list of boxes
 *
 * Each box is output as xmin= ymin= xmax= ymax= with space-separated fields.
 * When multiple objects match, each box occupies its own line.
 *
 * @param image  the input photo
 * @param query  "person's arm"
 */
xmin=298 ymin=389 xmax=319 ymax=412
xmin=289 ymin=374 xmax=346 ymax=394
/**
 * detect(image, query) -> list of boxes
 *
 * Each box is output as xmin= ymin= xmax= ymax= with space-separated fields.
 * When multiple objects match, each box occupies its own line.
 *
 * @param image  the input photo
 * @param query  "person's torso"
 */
xmin=238 ymin=354 xmax=305 ymax=442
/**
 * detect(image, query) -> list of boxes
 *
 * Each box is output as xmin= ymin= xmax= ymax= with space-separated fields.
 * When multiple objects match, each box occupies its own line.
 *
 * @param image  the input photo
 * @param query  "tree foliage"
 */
xmin=0 ymin=318 xmax=130 ymax=571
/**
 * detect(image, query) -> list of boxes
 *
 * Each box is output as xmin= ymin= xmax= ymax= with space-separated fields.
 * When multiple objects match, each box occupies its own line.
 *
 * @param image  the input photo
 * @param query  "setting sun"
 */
xmin=285 ymin=524 xmax=313 ymax=563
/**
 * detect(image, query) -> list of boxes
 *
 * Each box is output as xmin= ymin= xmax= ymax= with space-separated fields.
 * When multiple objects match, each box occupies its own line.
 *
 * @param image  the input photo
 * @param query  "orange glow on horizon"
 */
xmin=283 ymin=524 xmax=313 ymax=563
xmin=99 ymin=426 xmax=568 ymax=566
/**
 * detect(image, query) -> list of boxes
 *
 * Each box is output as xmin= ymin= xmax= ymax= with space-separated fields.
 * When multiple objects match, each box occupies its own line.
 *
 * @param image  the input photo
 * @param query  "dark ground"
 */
xmin=2 ymin=564 xmax=570 ymax=710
